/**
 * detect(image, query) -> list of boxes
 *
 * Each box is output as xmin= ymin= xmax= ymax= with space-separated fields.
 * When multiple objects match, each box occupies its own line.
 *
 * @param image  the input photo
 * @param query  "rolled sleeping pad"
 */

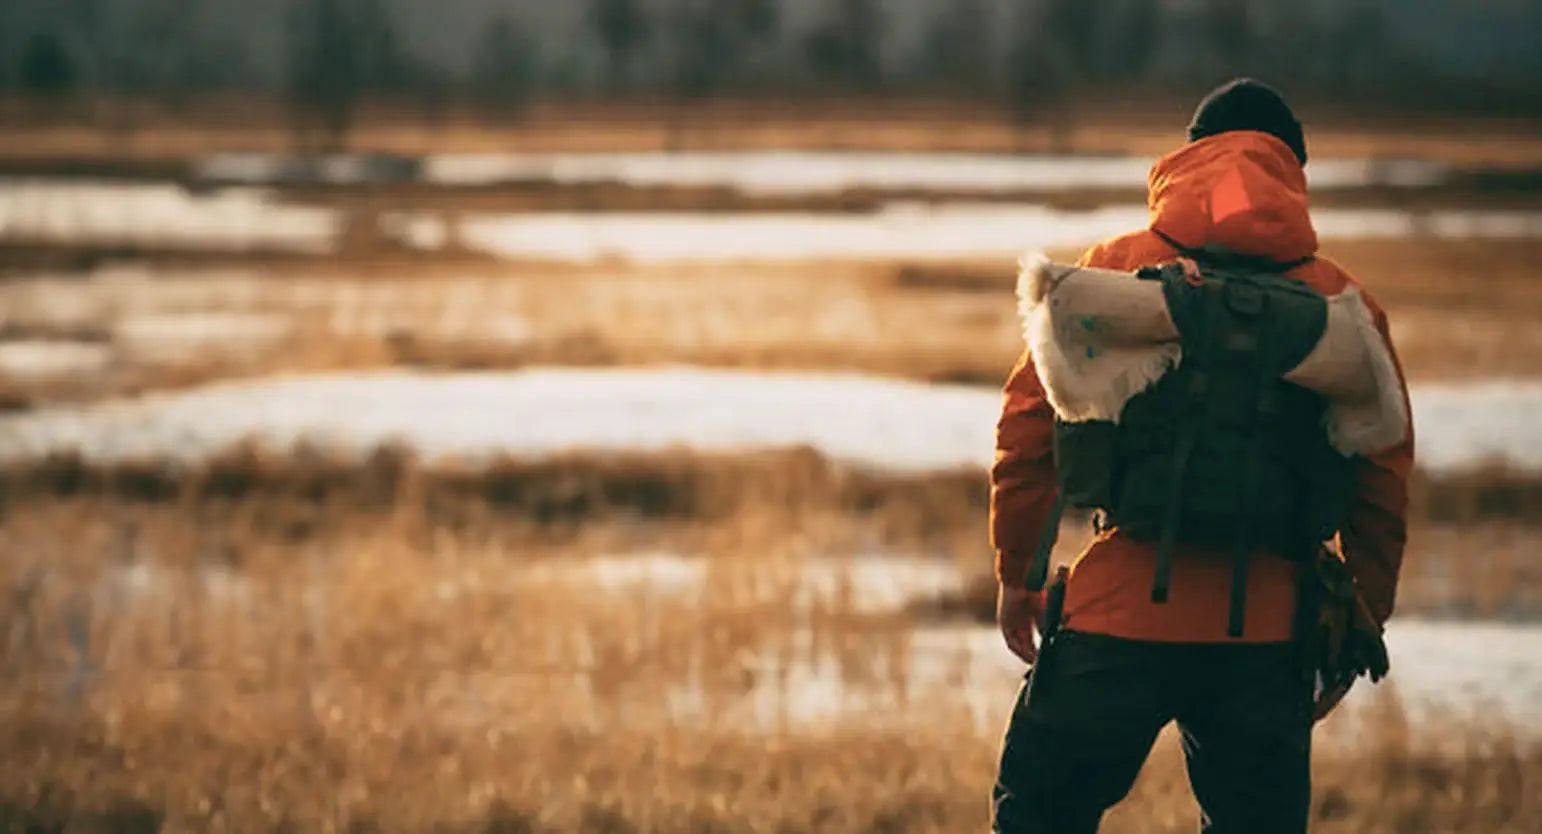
xmin=1016 ymin=254 xmax=1408 ymax=456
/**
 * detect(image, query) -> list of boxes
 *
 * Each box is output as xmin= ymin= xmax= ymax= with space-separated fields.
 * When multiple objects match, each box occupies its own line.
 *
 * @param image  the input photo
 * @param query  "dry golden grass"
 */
xmin=1 ymin=496 xmax=1538 ymax=833
xmin=0 ymin=446 xmax=990 ymax=553
xmin=3 ymin=238 xmax=1539 ymax=411
xmin=0 ymin=257 xmax=1027 ymax=406
xmin=1 ymin=446 xmax=1538 ymax=620
xmin=3 ymin=101 xmax=1539 ymax=831
xmin=5 ymin=442 xmax=1542 ymax=529
xmin=1 ymin=708 xmax=1535 ymax=833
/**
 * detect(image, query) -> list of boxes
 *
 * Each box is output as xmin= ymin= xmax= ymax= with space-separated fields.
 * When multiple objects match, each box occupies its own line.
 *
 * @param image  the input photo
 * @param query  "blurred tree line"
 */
xmin=0 ymin=0 xmax=1535 ymax=150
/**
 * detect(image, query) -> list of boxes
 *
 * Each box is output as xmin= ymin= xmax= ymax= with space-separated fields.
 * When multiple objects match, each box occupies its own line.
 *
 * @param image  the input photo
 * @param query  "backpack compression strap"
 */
xmin=1150 ymin=267 xmax=1221 ymax=605
xmin=1024 ymin=491 xmax=1066 ymax=592
xmin=1224 ymin=284 xmax=1284 ymax=638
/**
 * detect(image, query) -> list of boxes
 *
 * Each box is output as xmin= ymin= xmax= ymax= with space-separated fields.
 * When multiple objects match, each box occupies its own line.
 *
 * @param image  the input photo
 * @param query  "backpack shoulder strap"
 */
xmin=1153 ymin=229 xmax=1315 ymax=274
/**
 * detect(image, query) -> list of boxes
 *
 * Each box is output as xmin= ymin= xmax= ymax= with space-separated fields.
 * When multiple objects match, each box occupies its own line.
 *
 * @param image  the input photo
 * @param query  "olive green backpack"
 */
xmin=1025 ymin=243 xmax=1356 ymax=638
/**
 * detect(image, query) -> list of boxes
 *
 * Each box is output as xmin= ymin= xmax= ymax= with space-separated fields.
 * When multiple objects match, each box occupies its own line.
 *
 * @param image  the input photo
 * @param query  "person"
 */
xmin=989 ymin=78 xmax=1414 ymax=834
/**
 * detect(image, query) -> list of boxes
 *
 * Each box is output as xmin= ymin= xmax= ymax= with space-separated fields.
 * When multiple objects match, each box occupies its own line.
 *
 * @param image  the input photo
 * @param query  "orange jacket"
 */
xmin=991 ymin=131 xmax=1414 ymax=643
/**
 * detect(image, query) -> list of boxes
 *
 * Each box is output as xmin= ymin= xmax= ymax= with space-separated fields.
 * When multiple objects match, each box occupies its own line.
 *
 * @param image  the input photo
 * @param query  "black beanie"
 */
xmin=1187 ymin=78 xmax=1307 ymax=166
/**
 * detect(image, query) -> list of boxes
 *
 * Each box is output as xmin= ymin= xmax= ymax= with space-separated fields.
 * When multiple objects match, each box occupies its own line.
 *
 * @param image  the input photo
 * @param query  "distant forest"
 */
xmin=3 ymin=0 xmax=1539 ymax=150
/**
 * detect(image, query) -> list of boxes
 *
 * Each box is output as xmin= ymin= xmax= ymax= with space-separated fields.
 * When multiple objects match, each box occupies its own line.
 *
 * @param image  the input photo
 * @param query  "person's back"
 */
xmin=989 ymin=79 xmax=1414 ymax=834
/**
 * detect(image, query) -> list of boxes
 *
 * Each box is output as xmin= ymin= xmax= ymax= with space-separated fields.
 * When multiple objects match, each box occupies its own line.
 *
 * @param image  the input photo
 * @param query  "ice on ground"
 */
xmin=194 ymin=150 xmax=1449 ymax=195
xmin=0 ymin=179 xmax=340 ymax=253
xmin=456 ymin=203 xmax=1150 ymax=263
xmin=1379 ymin=620 xmax=1542 ymax=725
xmin=517 ymin=551 xmax=964 ymax=612
xmin=113 ymin=312 xmax=294 ymax=360
xmin=0 ymin=368 xmax=993 ymax=472
xmin=5 ymin=175 xmax=1533 ymax=262
xmin=0 ymin=368 xmax=1537 ymax=477
xmin=424 ymin=151 xmax=1449 ymax=195
xmin=454 ymin=204 xmax=1542 ymax=264
xmin=1404 ymin=380 xmax=1542 ymax=474
xmin=900 ymin=620 xmax=1542 ymax=733
xmin=86 ymin=555 xmax=1542 ymax=731
xmin=0 ymin=341 xmax=113 ymax=382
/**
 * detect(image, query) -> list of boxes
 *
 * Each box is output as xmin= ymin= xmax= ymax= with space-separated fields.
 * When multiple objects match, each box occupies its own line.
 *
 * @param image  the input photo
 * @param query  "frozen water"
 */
xmin=0 ymin=179 xmax=339 ymax=253
xmin=453 ymin=203 xmax=1542 ymax=263
xmin=422 ymin=151 xmax=1448 ymax=194
xmin=0 ymin=368 xmax=1535 ymax=477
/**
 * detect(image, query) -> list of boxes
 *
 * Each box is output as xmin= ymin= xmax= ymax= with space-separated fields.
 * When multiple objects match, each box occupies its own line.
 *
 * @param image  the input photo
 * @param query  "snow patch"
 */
xmin=0 ymin=369 xmax=1536 ymax=477
xmin=424 ymin=151 xmax=1450 ymax=195
xmin=455 ymin=204 xmax=1542 ymax=264
xmin=0 ymin=179 xmax=339 ymax=253
xmin=0 ymin=341 xmax=112 ymax=382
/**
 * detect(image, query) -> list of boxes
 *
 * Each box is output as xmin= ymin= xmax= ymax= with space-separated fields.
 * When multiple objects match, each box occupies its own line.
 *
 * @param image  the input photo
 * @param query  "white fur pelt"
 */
xmin=1292 ymin=288 xmax=1409 ymax=455
xmin=1018 ymin=253 xmax=1181 ymax=424
xmin=1016 ymin=253 xmax=1409 ymax=457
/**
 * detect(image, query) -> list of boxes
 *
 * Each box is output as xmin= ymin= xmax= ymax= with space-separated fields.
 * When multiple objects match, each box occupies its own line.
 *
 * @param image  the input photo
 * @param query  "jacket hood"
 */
xmin=1147 ymin=131 xmax=1318 ymax=264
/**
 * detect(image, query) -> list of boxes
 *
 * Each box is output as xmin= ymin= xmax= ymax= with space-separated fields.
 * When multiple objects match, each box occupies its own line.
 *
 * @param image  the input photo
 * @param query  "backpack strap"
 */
xmin=1152 ymin=418 xmax=1198 ymax=604
xmin=1224 ymin=280 xmax=1284 ymax=638
xmin=1023 ymin=490 xmax=1067 ymax=592
xmin=1153 ymin=229 xmax=1315 ymax=274
xmin=1150 ymin=268 xmax=1221 ymax=604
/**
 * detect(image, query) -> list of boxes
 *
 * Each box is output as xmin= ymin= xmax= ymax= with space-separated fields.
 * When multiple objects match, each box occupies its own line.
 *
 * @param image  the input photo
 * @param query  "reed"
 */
xmin=1 ymin=501 xmax=1537 ymax=833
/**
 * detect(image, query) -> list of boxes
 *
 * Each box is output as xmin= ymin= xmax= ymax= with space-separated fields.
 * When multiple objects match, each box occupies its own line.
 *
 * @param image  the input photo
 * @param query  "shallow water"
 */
xmin=0 ymin=368 xmax=1535 ymax=476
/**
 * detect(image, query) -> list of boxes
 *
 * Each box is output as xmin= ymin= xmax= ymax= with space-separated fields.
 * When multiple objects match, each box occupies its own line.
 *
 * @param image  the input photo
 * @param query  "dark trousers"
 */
xmin=992 ymin=632 xmax=1313 ymax=834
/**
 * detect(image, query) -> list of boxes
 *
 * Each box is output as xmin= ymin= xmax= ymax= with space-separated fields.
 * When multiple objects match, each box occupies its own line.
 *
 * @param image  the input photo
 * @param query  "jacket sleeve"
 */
xmin=990 ymin=349 xmax=1059 ymax=586
xmin=1337 ymin=293 xmax=1415 ymax=627
xmin=990 ymin=245 xmax=1120 ymax=585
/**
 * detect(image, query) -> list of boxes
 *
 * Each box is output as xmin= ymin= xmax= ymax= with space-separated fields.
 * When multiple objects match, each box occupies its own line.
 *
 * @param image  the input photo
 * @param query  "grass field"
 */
xmin=3 ymin=238 xmax=1540 ymax=411
xmin=0 ymin=448 xmax=1538 ymax=620
xmin=2 ymin=698 xmax=1535 ymax=833
xmin=3 ymin=104 xmax=1541 ymax=832
xmin=2 ymin=498 xmax=1538 ymax=833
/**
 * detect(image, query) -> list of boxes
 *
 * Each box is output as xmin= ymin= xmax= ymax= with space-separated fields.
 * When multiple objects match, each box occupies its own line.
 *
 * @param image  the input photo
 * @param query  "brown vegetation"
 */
xmin=1 ymin=493 xmax=1537 ymax=833
xmin=5 ymin=96 xmax=1542 ymax=166
xmin=1 ymin=709 xmax=1535 ymax=833
xmin=1 ymin=446 xmax=1538 ymax=621
xmin=3 ymin=443 xmax=1540 ymax=531
xmin=2 ymin=238 xmax=1539 ymax=412
xmin=3 ymin=105 xmax=1539 ymax=832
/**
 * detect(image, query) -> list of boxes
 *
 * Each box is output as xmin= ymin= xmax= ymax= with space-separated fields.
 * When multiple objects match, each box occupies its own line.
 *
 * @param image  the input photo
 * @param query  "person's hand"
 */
xmin=997 ymin=582 xmax=1042 ymax=664
xmin=1314 ymin=676 xmax=1355 ymax=722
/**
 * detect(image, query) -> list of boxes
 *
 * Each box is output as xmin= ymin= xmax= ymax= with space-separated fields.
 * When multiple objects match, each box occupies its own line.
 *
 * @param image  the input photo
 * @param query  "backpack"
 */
xmin=1024 ymin=243 xmax=1357 ymax=638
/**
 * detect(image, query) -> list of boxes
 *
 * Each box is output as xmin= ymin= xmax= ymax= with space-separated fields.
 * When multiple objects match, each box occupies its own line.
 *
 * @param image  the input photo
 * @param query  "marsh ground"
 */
xmin=3 ymin=106 xmax=1540 ymax=832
